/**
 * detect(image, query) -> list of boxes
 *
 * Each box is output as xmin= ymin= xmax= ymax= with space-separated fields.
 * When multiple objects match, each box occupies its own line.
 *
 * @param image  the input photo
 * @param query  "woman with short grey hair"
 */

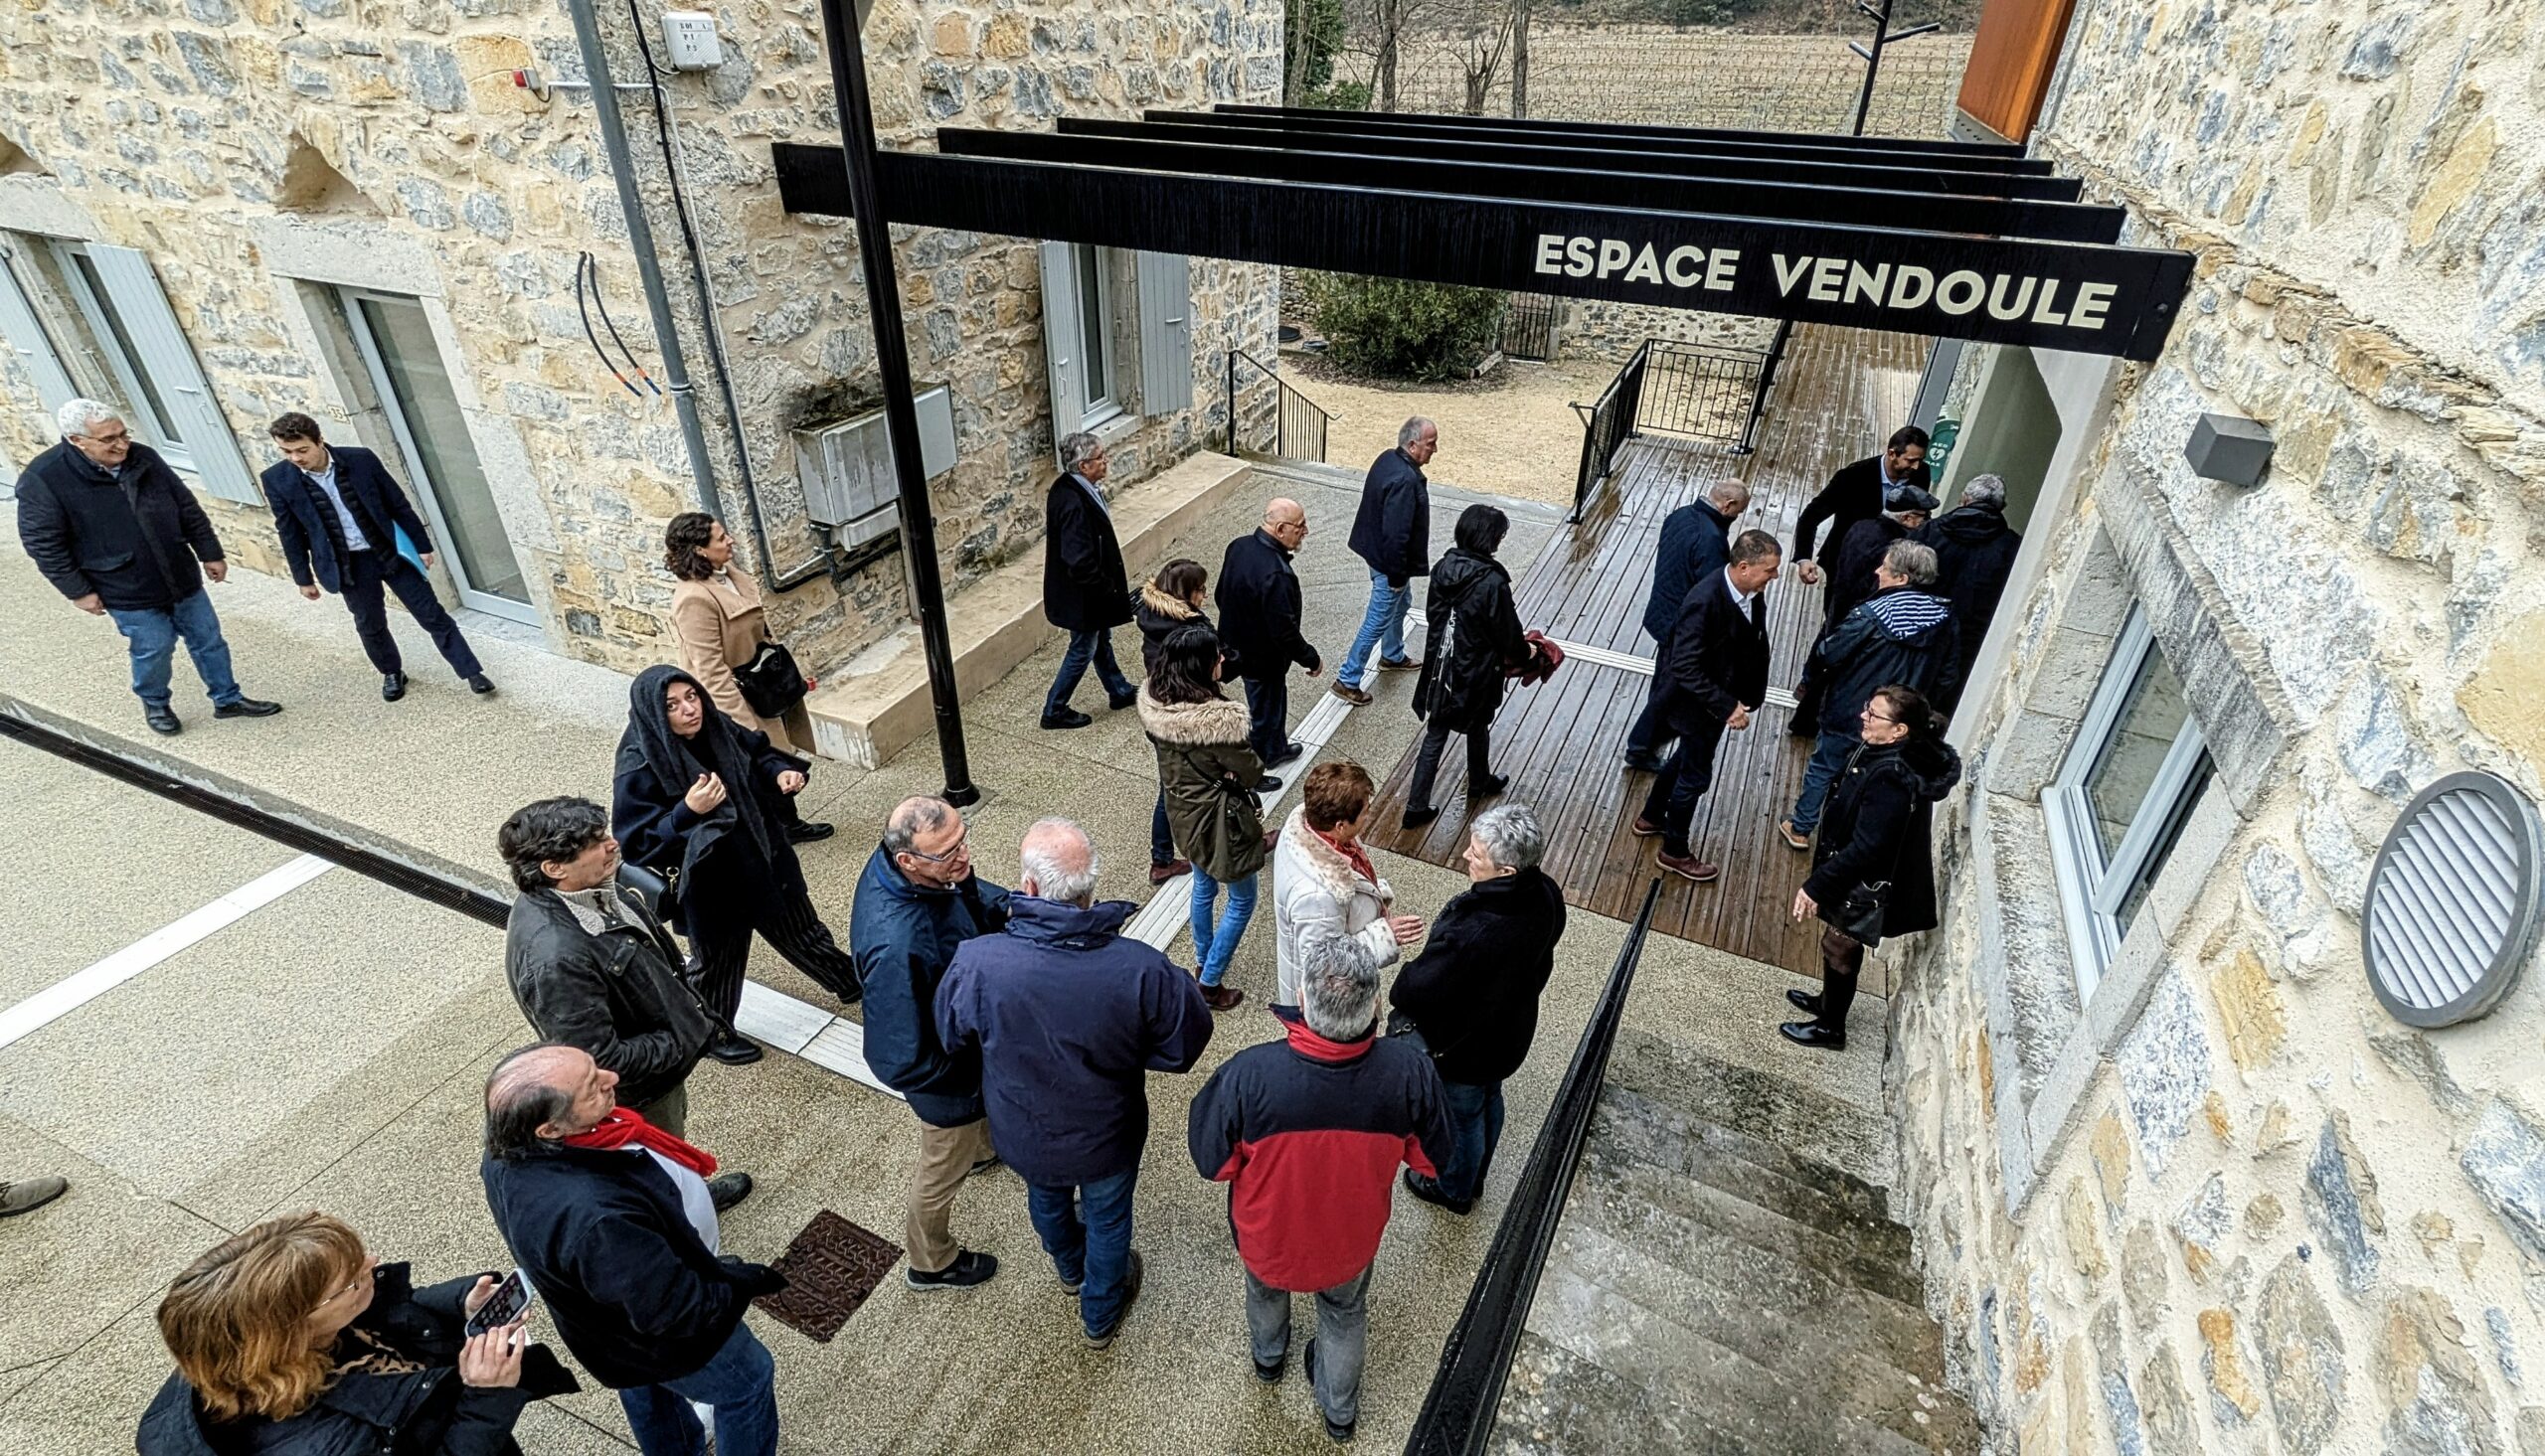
xmin=1386 ymin=801 xmax=1569 ymax=1214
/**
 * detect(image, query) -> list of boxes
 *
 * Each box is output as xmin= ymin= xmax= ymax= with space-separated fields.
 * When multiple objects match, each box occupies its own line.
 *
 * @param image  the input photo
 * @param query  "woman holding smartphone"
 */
xmin=137 ymin=1211 xmax=578 ymax=1455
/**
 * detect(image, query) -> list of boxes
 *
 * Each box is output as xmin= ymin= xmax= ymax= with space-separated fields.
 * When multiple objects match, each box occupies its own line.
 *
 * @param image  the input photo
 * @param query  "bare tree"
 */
xmin=1510 ymin=0 xmax=1530 ymax=117
xmin=1442 ymin=0 xmax=1518 ymax=116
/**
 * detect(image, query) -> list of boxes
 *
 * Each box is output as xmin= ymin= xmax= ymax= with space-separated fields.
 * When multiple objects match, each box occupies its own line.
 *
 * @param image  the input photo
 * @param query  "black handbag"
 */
xmin=1836 ymin=880 xmax=1891 ymax=948
xmin=733 ymin=640 xmax=808 ymax=719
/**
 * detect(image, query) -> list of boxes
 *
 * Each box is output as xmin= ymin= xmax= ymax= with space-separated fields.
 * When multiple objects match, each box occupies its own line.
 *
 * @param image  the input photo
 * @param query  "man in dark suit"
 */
xmin=1216 ymin=497 xmax=1323 ymax=768
xmin=1790 ymin=424 xmax=1931 ymax=590
xmin=1329 ymin=416 xmax=1436 ymax=706
xmin=1630 ymin=530 xmax=1781 ymax=883
xmin=15 ymin=399 xmax=282 ymax=735
xmin=261 ymin=412 xmax=492 ymax=702
xmin=1039 ymin=430 xmax=1136 ymax=730
xmin=1622 ymin=476 xmax=1750 ymax=770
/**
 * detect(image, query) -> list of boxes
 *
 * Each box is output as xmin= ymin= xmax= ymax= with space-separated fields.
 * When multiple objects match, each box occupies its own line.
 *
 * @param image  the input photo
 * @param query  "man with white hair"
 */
xmin=935 ymin=817 xmax=1214 ymax=1349
xmin=1330 ymin=416 xmax=1437 ymax=706
xmin=1920 ymin=472 xmax=2022 ymax=709
xmin=1188 ymin=930 xmax=1451 ymax=1443
xmin=1039 ymin=430 xmax=1138 ymax=729
xmin=14 ymin=399 xmax=280 ymax=734
xmin=1624 ymin=476 xmax=1752 ymax=769
xmin=1782 ymin=538 xmax=1960 ymax=848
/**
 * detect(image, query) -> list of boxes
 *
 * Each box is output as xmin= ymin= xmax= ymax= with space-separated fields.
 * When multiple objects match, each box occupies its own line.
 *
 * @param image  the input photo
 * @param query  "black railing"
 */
xmin=1226 ymin=346 xmax=1332 ymax=465
xmin=1635 ymin=340 xmax=1773 ymax=446
xmin=1566 ymin=341 xmax=1648 ymax=521
xmin=1499 ymin=293 xmax=1559 ymax=362
xmin=1404 ymin=878 xmax=1664 ymax=1456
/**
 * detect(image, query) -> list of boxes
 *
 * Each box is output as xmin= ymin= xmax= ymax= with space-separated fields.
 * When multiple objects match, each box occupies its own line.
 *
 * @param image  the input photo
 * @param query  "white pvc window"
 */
xmin=1071 ymin=244 xmax=1120 ymax=429
xmin=2043 ymin=607 xmax=2215 ymax=997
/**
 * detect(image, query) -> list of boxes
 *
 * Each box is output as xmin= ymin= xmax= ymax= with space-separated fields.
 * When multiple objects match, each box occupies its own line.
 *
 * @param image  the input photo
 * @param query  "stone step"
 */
xmin=1606 ymin=1025 xmax=1898 ymax=1206
xmin=1493 ymin=1330 xmax=1793 ymax=1456
xmin=1593 ymin=1081 xmax=1906 ymax=1252
xmin=1580 ymin=1135 xmax=1925 ymax=1308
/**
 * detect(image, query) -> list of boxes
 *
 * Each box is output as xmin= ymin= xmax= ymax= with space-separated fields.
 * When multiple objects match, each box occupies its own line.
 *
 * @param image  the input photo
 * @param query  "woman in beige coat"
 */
xmin=664 ymin=512 xmax=832 ymax=843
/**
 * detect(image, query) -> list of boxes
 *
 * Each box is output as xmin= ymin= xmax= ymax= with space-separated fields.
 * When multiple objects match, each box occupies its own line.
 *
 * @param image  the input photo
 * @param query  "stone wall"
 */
xmin=1555 ymin=301 xmax=1777 ymax=365
xmin=1890 ymin=3 xmax=2545 ymax=1453
xmin=0 ymin=0 xmax=1279 ymax=677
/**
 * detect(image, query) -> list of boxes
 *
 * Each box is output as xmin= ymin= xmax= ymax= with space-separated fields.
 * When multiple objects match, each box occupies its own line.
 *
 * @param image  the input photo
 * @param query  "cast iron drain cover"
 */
xmin=754 ymin=1210 xmax=902 ymax=1342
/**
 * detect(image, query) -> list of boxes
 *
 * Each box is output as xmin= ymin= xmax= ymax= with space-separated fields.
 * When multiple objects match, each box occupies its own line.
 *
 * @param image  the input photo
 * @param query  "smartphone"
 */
xmin=464 ymin=1269 xmax=532 ymax=1340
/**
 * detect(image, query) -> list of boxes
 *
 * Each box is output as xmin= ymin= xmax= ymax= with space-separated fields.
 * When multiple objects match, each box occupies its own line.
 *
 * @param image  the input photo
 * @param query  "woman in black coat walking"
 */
xmin=1403 ymin=505 xmax=1535 ymax=830
xmin=1782 ymin=684 xmax=1961 ymax=1051
xmin=137 ymin=1213 xmax=577 ymax=1456
xmin=614 ymin=664 xmax=862 ymax=1052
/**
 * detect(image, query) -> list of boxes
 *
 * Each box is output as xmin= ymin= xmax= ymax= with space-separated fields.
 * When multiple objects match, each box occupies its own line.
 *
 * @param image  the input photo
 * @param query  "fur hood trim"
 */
xmin=1278 ymin=805 xmax=1394 ymax=908
xmin=1138 ymin=686 xmax=1253 ymax=744
xmin=1139 ymin=582 xmax=1201 ymax=619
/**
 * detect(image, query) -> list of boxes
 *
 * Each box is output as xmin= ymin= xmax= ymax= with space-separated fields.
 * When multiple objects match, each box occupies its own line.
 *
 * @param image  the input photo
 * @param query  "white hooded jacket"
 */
xmin=1271 ymin=803 xmax=1400 ymax=1006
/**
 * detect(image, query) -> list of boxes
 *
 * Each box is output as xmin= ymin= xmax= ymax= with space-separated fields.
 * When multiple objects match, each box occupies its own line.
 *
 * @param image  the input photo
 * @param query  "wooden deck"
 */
xmin=1364 ymin=323 xmax=1932 ymax=985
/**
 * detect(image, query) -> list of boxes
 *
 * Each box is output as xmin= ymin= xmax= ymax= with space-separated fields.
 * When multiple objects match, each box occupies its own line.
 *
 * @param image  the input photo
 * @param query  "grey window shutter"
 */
xmin=1134 ymin=250 xmax=1194 ymax=414
xmin=1038 ymin=242 xmax=1085 ymax=449
xmin=81 ymin=244 xmax=259 ymax=503
xmin=0 ymin=245 xmax=80 ymax=422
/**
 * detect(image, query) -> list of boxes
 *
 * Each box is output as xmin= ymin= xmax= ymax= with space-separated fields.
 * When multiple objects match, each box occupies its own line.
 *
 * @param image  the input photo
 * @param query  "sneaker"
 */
xmin=706 ymin=1173 xmax=753 ymax=1213
xmin=1040 ymin=708 xmax=1093 ymax=730
xmin=467 ymin=673 xmax=497 ymax=695
xmin=1785 ymin=988 xmax=1823 ymax=1016
xmin=1628 ymin=816 xmax=1660 ymax=838
xmin=907 ymin=1249 xmax=999 ymax=1290
xmin=1149 ymin=858 xmax=1190 ymax=887
xmin=212 ymin=697 xmax=282 ymax=719
xmin=381 ymin=671 xmax=409 ymax=702
xmin=1377 ymin=655 xmax=1422 ymax=672
xmin=1778 ymin=820 xmax=1811 ymax=851
xmin=143 ymin=706 xmax=182 ymax=735
xmin=1264 ymin=740 xmax=1306 ymax=769
xmin=1328 ymin=682 xmax=1372 ymax=707
xmin=1083 ymin=1251 xmax=1143 ymax=1349
xmin=1402 ymin=1168 xmax=1474 ymax=1216
xmin=1201 ymin=984 xmax=1246 ymax=1012
xmin=1306 ymin=1342 xmax=1355 ymax=1441
xmin=1656 ymin=851 xmax=1720 ymax=884
xmin=1779 ymin=1021 xmax=1847 ymax=1052
xmin=0 ymin=1176 xmax=68 ymax=1218
xmin=1468 ymin=772 xmax=1508 ymax=800
xmin=1401 ymin=805 xmax=1439 ymax=830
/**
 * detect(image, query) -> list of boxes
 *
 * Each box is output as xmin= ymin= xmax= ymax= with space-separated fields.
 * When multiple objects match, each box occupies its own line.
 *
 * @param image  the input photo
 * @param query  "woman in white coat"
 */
xmin=1272 ymin=760 xmax=1426 ymax=1006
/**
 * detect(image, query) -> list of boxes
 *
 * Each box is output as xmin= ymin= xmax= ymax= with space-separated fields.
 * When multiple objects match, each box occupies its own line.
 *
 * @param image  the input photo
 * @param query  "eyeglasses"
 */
xmin=904 ymin=829 xmax=971 ymax=864
xmin=1863 ymin=711 xmax=1901 ymax=727
xmin=79 ymin=427 xmax=131 ymax=445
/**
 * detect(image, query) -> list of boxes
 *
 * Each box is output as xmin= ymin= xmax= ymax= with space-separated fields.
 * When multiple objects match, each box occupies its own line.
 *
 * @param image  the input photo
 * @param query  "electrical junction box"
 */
xmin=792 ymin=387 xmax=959 ymax=550
xmin=661 ymin=11 xmax=724 ymax=71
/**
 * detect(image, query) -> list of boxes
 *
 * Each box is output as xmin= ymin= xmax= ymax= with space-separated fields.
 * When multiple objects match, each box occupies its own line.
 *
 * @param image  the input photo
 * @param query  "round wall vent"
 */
xmin=2361 ymin=771 xmax=2544 ymax=1029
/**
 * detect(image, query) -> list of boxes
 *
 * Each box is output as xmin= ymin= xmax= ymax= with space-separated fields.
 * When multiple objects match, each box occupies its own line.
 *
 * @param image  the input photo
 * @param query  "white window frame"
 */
xmin=2042 ymin=606 xmax=2212 ymax=998
xmin=1072 ymin=243 xmax=1121 ymax=430
xmin=48 ymin=239 xmax=193 ymax=472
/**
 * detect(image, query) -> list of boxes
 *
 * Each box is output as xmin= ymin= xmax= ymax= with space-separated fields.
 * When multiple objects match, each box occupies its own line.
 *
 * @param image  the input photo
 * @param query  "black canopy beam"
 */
xmin=936 ymin=127 xmax=2125 ymax=243
xmin=1211 ymin=102 xmax=2022 ymax=159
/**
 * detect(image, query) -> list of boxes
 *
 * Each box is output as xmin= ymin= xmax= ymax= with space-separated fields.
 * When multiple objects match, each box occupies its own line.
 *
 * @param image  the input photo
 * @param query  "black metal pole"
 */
xmin=1849 ymin=0 xmax=1894 ymax=138
xmin=814 ymin=0 xmax=977 ymax=806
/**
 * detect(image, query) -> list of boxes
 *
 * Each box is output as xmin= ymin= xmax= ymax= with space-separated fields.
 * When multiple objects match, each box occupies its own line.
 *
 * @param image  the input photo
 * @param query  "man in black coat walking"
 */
xmin=261 ymin=411 xmax=492 ymax=702
xmin=1623 ymin=476 xmax=1750 ymax=769
xmin=1921 ymin=473 xmax=2022 ymax=708
xmin=1040 ymin=430 xmax=1137 ymax=729
xmin=14 ymin=399 xmax=280 ymax=735
xmin=1330 ymin=417 xmax=1437 ymax=706
xmin=1631 ymin=530 xmax=1780 ymax=883
xmin=1217 ymin=498 xmax=1323 ymax=768
xmin=1789 ymin=424 xmax=1931 ymax=584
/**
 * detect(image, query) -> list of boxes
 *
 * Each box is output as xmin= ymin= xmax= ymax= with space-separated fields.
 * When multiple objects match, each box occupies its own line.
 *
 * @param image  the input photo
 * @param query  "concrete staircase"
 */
xmin=1492 ymin=1028 xmax=1979 ymax=1455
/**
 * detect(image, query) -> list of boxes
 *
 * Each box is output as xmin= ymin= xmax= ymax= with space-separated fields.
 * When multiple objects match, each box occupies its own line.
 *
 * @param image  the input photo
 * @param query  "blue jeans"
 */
xmin=1028 ymin=1167 xmax=1139 ymax=1337
xmin=106 ymin=590 xmax=242 ymax=710
xmin=1188 ymin=867 xmax=1259 ymax=987
xmin=1789 ymin=729 xmax=1861 ymax=835
xmin=1337 ymin=567 xmax=1408 ymax=688
xmin=1045 ymin=626 xmax=1133 ymax=717
xmin=616 ymin=1320 xmax=779 ymax=1456
xmin=1437 ymin=1079 xmax=1507 ymax=1204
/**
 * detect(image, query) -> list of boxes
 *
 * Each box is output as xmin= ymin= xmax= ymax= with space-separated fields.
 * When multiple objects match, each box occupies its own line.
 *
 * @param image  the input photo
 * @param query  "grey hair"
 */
xmin=884 ymin=795 xmax=956 ymax=857
xmin=1058 ymin=431 xmax=1104 ymax=472
xmin=1468 ymin=802 xmax=1545 ymax=873
xmin=483 ymin=1043 xmax=581 ymax=1161
xmin=1018 ymin=816 xmax=1100 ymax=905
xmin=1397 ymin=415 xmax=1436 ymax=448
xmin=1961 ymin=473 xmax=2008 ymax=510
xmin=1298 ymin=932 xmax=1381 ymax=1041
xmin=56 ymin=398 xmax=119 ymax=439
xmin=1708 ymin=477 xmax=1752 ymax=511
xmin=1884 ymin=539 xmax=1941 ymax=587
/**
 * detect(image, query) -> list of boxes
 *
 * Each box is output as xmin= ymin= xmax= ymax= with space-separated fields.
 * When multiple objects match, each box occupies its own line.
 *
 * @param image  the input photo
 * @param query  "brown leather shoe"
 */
xmin=1329 ymin=681 xmax=1373 ymax=706
xmin=1201 ymin=984 xmax=1246 ymax=1012
xmin=1377 ymin=655 xmax=1422 ymax=672
xmin=1656 ymin=851 xmax=1720 ymax=883
xmin=1629 ymin=817 xmax=1661 ymax=838
xmin=1149 ymin=858 xmax=1190 ymax=886
xmin=1777 ymin=820 xmax=1811 ymax=851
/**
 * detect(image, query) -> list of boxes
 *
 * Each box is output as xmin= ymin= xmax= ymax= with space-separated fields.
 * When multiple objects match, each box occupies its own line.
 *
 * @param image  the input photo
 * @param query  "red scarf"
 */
xmin=564 ymin=1105 xmax=718 ymax=1177
xmin=1316 ymin=827 xmax=1378 ymax=887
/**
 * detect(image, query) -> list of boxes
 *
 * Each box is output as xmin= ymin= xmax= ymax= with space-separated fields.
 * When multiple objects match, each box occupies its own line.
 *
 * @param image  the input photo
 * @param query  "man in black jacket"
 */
xmin=262 ymin=411 xmax=492 ymax=702
xmin=482 ymin=1044 xmax=785 ymax=1456
xmin=14 ymin=399 xmax=280 ymax=735
xmin=1040 ymin=430 xmax=1137 ymax=729
xmin=1623 ymin=477 xmax=1750 ymax=769
xmin=1389 ymin=801 xmax=1567 ymax=1214
xmin=1217 ymin=498 xmax=1323 ymax=768
xmin=1631 ymin=530 xmax=1780 ymax=882
xmin=1331 ymin=417 xmax=1437 ymax=706
xmin=1921 ymin=473 xmax=2022 ymax=708
xmin=1782 ymin=540 xmax=1959 ymax=849
xmin=1789 ymin=424 xmax=1931 ymax=583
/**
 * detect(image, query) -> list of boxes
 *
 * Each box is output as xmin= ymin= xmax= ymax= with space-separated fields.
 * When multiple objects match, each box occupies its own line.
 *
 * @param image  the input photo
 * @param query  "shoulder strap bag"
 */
xmin=734 ymin=640 xmax=809 ymax=719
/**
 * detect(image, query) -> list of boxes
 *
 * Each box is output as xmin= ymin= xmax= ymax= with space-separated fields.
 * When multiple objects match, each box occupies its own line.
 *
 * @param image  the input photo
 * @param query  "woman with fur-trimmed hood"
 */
xmin=1271 ymin=760 xmax=1428 ymax=1010
xmin=1139 ymin=623 xmax=1265 ymax=1011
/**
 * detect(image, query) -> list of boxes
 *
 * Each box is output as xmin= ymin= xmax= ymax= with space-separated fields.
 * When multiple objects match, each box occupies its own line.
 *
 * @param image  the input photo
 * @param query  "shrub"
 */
xmin=1306 ymin=274 xmax=1507 ymax=382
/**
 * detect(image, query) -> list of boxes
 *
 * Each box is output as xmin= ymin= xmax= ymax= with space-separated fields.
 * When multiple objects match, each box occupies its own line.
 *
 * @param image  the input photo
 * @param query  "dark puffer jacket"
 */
xmin=15 ymin=440 xmax=222 ymax=610
xmin=1412 ymin=547 xmax=1530 ymax=734
xmin=852 ymin=842 xmax=1012 ymax=1127
xmin=1804 ymin=735 xmax=1962 ymax=940
xmin=1923 ymin=502 xmax=2022 ymax=696
xmin=1386 ymin=866 xmax=1569 ymax=1086
xmin=1804 ymin=585 xmax=1962 ymax=733
xmin=1134 ymin=582 xmax=1236 ymax=679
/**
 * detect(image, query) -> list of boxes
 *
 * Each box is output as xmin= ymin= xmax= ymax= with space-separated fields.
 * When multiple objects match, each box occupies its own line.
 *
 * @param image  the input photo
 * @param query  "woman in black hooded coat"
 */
xmin=1403 ymin=505 xmax=1534 ymax=829
xmin=613 ymin=664 xmax=862 ymax=1054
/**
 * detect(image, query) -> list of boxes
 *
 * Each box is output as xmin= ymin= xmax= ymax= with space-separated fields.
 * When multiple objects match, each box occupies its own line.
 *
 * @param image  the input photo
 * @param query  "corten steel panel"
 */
xmin=770 ymin=145 xmax=2193 ymax=360
xmin=938 ymin=127 xmax=2125 ymax=243
xmin=1063 ymin=117 xmax=2082 ymax=202
xmin=1956 ymin=0 xmax=2082 ymax=143
xmin=1213 ymin=102 xmax=2030 ymax=159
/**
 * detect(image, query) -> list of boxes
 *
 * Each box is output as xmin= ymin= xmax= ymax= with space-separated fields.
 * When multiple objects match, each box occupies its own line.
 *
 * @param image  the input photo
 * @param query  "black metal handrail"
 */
xmin=1404 ymin=878 xmax=1665 ymax=1456
xmin=1635 ymin=340 xmax=1773 ymax=447
xmin=1226 ymin=345 xmax=1333 ymax=464
xmin=1566 ymin=340 xmax=1647 ymax=522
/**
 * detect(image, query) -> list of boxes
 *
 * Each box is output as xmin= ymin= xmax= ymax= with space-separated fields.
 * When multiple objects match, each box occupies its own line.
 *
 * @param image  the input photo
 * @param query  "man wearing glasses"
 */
xmin=15 ymin=399 xmax=281 ymax=734
xmin=852 ymin=796 xmax=1013 ymax=1291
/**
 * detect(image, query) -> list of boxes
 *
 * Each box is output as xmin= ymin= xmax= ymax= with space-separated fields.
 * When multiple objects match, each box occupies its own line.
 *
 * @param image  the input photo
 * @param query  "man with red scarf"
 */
xmin=480 ymin=1044 xmax=786 ymax=1456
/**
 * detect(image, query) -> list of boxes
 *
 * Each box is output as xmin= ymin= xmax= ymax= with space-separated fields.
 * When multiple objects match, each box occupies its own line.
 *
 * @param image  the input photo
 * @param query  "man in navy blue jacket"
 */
xmin=935 ymin=817 xmax=1214 ymax=1350
xmin=852 ymin=795 xmax=1013 ymax=1293
xmin=1622 ymin=476 xmax=1750 ymax=770
xmin=1331 ymin=417 xmax=1437 ymax=706
xmin=261 ymin=412 xmax=492 ymax=702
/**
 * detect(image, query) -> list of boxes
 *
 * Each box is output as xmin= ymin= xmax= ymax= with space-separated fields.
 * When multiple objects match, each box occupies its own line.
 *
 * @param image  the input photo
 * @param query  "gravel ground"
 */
xmin=1283 ymin=352 xmax=1620 ymax=509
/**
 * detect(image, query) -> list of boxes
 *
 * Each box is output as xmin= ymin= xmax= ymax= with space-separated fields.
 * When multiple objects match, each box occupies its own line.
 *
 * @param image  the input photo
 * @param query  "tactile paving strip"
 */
xmin=753 ymin=1210 xmax=903 ymax=1343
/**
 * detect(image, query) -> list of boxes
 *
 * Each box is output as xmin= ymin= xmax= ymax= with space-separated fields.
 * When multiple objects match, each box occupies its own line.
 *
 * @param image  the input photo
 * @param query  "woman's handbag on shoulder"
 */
xmin=1837 ymin=880 xmax=1891 ymax=948
xmin=734 ymin=639 xmax=810 ymax=719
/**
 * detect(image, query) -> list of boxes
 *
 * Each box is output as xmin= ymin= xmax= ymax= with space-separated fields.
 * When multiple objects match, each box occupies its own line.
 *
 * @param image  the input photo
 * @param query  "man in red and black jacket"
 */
xmin=1188 ymin=936 xmax=1452 ymax=1443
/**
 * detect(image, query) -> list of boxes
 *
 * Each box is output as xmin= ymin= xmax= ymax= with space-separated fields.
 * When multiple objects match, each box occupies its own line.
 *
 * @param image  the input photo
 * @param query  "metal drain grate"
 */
xmin=754 ymin=1210 xmax=903 ymax=1342
xmin=2362 ymin=771 xmax=2544 ymax=1029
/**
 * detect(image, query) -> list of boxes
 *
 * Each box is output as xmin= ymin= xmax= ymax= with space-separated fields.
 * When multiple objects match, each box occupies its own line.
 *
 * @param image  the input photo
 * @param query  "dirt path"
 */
xmin=1282 ymin=353 xmax=1618 ymax=509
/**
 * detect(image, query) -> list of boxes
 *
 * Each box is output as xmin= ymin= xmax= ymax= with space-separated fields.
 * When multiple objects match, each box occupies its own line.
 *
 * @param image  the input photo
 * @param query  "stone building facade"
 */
xmin=1890 ymin=2 xmax=2545 ymax=1453
xmin=0 ymin=0 xmax=1281 ymax=678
